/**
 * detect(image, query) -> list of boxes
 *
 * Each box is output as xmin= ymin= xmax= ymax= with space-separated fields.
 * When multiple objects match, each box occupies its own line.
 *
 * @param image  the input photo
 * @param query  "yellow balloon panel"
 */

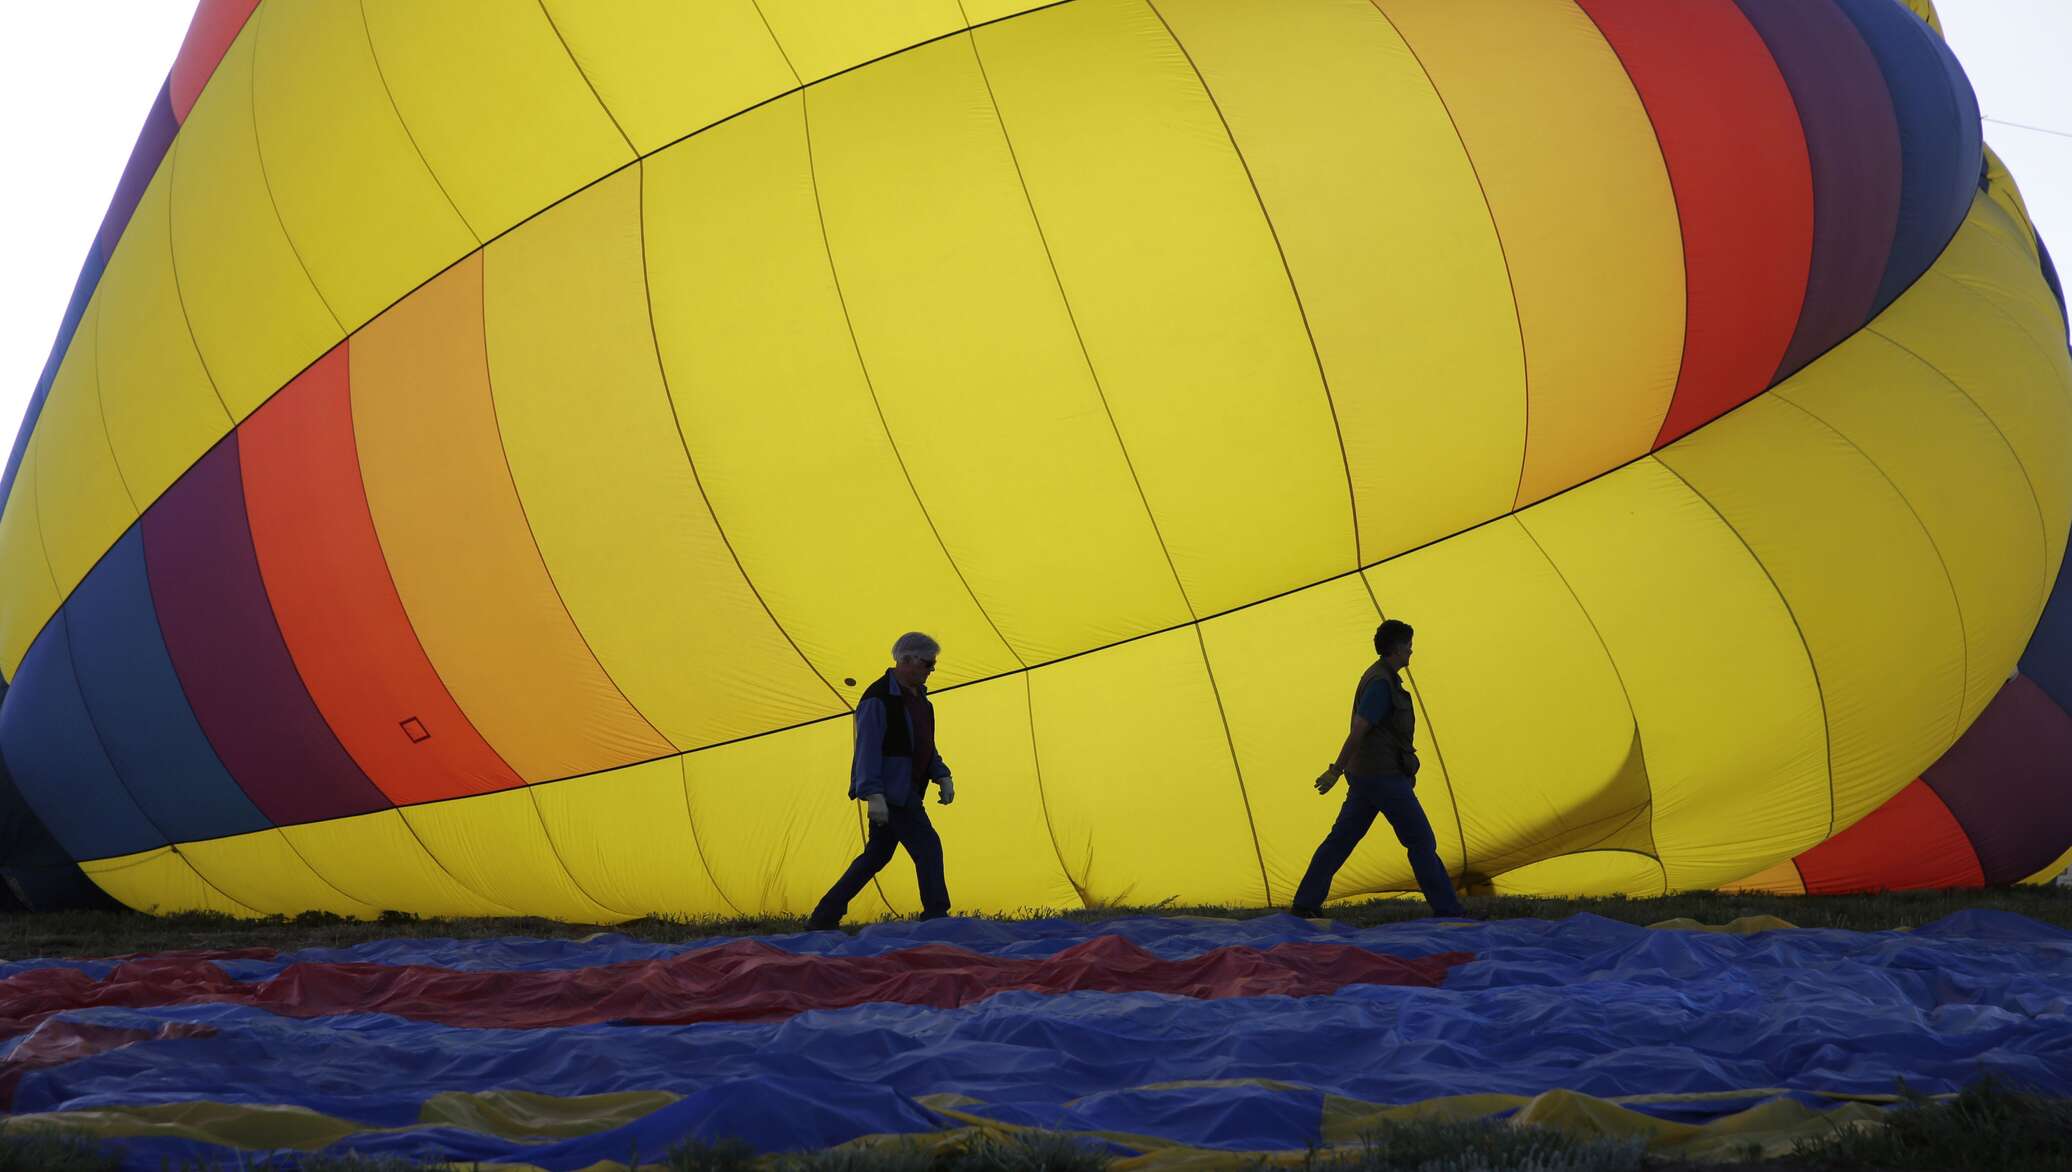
xmin=1492 ymin=852 xmax=1667 ymax=899
xmin=400 ymin=790 xmax=626 ymax=924
xmin=1519 ymin=459 xmax=1828 ymax=890
xmin=484 ymin=168 xmax=839 ymax=751
xmin=30 ymin=303 xmax=136 ymax=600
xmin=82 ymin=848 xmax=258 ymax=919
xmin=682 ymin=721 xmax=893 ymax=919
xmin=755 ymin=0 xmax=964 ymax=84
xmin=168 ymin=22 xmax=340 ymax=419
xmin=806 ymin=34 xmax=1190 ymax=662
xmin=251 ymin=0 xmax=479 ymax=330
xmin=2021 ymin=845 xmax=2072 ymax=886
xmin=280 ymin=812 xmax=516 ymax=918
xmin=0 ymin=441 xmax=58 ymax=678
xmin=91 ymin=162 xmax=231 ymax=518
xmin=1028 ymin=626 xmax=1268 ymax=908
xmin=972 ymin=0 xmax=1356 ymax=615
xmin=351 ymin=256 xmax=675 ymax=783
xmin=1375 ymin=0 xmax=1684 ymax=508
xmin=359 ymin=0 xmax=633 ymax=240
xmin=1879 ymin=220 xmax=2072 ymax=582
xmin=1154 ymin=0 xmax=1524 ymax=565
xmin=1779 ymin=330 xmax=2046 ymax=728
xmin=529 ymin=757 xmax=736 ymax=919
xmin=879 ymin=674 xmax=1082 ymax=914
xmin=538 ymin=0 xmax=795 ymax=155
xmin=1658 ymin=395 xmax=1965 ymax=833
xmin=1365 ymin=520 xmax=1650 ymax=882
xmin=176 ymin=832 xmax=382 ymax=918
xmin=642 ymin=98 xmax=1021 ymax=690
xmin=1199 ymin=574 xmax=1464 ymax=903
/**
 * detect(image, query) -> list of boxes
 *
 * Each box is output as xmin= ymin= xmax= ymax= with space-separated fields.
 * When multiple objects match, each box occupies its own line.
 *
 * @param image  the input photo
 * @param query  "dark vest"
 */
xmin=862 ymin=673 xmax=935 ymax=783
xmin=1350 ymin=659 xmax=1419 ymax=778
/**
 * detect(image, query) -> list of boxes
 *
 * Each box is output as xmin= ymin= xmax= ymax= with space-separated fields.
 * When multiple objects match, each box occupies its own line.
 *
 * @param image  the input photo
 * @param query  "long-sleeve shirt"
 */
xmin=850 ymin=674 xmax=951 ymax=805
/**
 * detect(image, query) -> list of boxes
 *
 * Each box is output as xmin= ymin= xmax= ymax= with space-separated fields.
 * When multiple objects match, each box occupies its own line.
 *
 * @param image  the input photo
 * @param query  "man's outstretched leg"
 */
xmin=1372 ymin=777 xmax=1468 ymax=917
xmin=894 ymin=804 xmax=951 ymax=919
xmin=1291 ymin=785 xmax=1381 ymax=917
xmin=808 ymin=815 xmax=899 ymax=930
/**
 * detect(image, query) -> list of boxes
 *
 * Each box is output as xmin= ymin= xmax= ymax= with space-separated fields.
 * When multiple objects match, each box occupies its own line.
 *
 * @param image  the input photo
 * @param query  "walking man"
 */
xmin=807 ymin=632 xmax=955 ymax=930
xmin=1291 ymin=619 xmax=1470 ymax=919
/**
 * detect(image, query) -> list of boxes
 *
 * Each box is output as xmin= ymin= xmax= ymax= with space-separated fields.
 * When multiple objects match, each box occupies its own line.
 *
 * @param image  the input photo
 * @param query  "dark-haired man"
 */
xmin=1290 ymin=619 xmax=1470 ymax=919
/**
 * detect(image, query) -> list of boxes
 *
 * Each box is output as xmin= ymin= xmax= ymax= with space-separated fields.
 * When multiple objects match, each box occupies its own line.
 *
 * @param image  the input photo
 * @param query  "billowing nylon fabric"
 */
xmin=485 ymin=169 xmax=839 ymax=747
xmin=350 ymin=255 xmax=675 ymax=783
xmin=1735 ymin=0 xmax=1902 ymax=382
xmin=1376 ymin=0 xmax=1685 ymax=510
xmin=1831 ymin=0 xmax=1983 ymax=316
xmin=168 ymin=0 xmax=259 ymax=121
xmin=0 ymin=623 xmax=163 ymax=862
xmin=141 ymin=439 xmax=389 ymax=826
xmin=239 ymin=346 xmax=525 ymax=805
xmin=168 ymin=23 xmax=341 ymax=419
xmin=3 ymin=914 xmax=2067 ymax=1168
xmin=1 ymin=0 xmax=2067 ymax=915
xmin=63 ymin=530 xmax=267 ymax=843
xmin=1576 ymin=0 xmax=1812 ymax=450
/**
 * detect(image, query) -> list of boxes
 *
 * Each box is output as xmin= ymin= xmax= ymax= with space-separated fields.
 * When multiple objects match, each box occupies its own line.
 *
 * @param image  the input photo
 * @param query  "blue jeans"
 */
xmin=1294 ymin=774 xmax=1463 ymax=914
xmin=812 ymin=799 xmax=949 ymax=923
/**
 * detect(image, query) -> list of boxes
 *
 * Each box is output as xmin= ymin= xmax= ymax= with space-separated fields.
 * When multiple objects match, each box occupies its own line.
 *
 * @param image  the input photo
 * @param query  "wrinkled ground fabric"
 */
xmin=0 ymin=912 xmax=2066 ymax=1169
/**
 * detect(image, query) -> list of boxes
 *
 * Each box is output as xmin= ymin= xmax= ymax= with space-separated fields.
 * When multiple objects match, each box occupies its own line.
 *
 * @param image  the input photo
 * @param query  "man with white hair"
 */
xmin=806 ymin=632 xmax=955 ymax=930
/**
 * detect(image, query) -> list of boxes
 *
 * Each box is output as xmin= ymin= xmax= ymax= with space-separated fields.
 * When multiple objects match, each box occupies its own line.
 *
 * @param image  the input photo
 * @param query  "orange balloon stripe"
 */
xmin=348 ymin=256 xmax=676 ymax=784
xmin=239 ymin=344 xmax=526 ymax=806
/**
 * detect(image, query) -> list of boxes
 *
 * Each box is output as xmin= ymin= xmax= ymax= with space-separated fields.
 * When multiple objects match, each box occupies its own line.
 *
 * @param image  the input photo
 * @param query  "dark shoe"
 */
xmin=916 ymin=909 xmax=951 ymax=922
xmin=804 ymin=913 xmax=841 ymax=932
xmin=1290 ymin=905 xmax=1323 ymax=919
xmin=1431 ymin=907 xmax=1484 ymax=921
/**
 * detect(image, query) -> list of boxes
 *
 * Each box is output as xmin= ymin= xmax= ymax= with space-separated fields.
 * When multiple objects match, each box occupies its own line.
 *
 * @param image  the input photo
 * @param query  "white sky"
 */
xmin=0 ymin=2 xmax=2067 ymax=450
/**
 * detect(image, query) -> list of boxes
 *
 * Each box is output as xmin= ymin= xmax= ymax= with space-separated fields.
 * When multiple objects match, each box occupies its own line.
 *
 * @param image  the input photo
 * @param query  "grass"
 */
xmin=0 ymin=886 xmax=2065 ymax=962
xmin=1295 ymin=1119 xmax=1649 ymax=1170
xmin=1781 ymin=1077 xmax=2072 ymax=1171
xmin=0 ymin=1125 xmax=117 ymax=1172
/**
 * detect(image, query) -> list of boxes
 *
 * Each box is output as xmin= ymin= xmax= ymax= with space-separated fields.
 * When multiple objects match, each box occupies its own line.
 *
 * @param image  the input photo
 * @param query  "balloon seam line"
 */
xmin=245 ymin=5 xmax=345 ymax=334
xmin=795 ymin=86 xmax=1028 ymax=672
xmin=1767 ymin=392 xmax=1970 ymax=751
xmin=1652 ymin=454 xmax=1837 ymax=843
xmin=355 ymin=0 xmax=483 ymax=244
xmin=959 ymin=16 xmax=1199 ymax=626
xmin=1143 ymin=0 xmax=1363 ymax=573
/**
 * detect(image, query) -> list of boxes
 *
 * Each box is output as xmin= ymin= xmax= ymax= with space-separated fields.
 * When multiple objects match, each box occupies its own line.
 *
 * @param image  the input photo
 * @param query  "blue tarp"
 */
xmin=3 ymin=911 xmax=2068 ymax=1168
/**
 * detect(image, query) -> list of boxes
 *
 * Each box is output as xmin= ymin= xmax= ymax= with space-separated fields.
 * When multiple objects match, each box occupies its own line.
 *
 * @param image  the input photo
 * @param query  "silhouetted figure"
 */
xmin=807 ymin=632 xmax=955 ymax=930
xmin=1291 ymin=619 xmax=1469 ymax=919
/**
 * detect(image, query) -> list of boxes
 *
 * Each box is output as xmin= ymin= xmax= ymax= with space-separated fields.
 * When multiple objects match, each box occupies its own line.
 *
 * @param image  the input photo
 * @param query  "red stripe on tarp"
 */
xmin=0 ymin=938 xmax=1468 ymax=1037
xmin=169 ymin=0 xmax=262 ymax=122
xmin=1576 ymin=0 xmax=1813 ymax=448
xmin=1796 ymin=779 xmax=1983 ymax=894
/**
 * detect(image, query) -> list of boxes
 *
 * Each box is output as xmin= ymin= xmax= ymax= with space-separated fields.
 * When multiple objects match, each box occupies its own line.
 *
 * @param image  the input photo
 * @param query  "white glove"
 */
xmin=866 ymin=794 xmax=889 ymax=824
xmin=938 ymin=777 xmax=955 ymax=805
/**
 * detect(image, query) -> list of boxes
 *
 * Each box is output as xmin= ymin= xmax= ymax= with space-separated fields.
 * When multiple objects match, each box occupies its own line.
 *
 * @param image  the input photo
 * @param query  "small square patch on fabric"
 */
xmin=400 ymin=717 xmax=431 ymax=744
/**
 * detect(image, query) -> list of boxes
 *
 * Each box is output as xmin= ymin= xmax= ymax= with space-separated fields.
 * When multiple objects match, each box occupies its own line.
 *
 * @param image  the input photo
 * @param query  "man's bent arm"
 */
xmin=1331 ymin=715 xmax=1374 ymax=776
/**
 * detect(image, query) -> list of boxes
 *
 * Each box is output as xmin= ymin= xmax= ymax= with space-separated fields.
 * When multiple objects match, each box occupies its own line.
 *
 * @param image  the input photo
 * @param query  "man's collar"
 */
xmin=884 ymin=669 xmax=925 ymax=696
